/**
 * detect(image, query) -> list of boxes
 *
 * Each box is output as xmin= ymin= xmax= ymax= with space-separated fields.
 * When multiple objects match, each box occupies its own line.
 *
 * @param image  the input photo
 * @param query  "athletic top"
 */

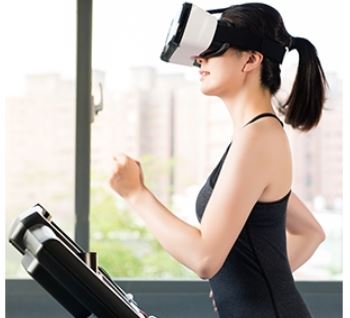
xmin=195 ymin=113 xmax=313 ymax=318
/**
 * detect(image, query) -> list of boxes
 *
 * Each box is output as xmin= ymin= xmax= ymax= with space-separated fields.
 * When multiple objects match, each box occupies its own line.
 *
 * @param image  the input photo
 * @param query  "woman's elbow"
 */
xmin=317 ymin=227 xmax=326 ymax=243
xmin=197 ymin=268 xmax=210 ymax=280
xmin=196 ymin=257 xmax=221 ymax=280
xmin=308 ymin=225 xmax=326 ymax=244
xmin=197 ymin=266 xmax=216 ymax=280
xmin=306 ymin=223 xmax=326 ymax=243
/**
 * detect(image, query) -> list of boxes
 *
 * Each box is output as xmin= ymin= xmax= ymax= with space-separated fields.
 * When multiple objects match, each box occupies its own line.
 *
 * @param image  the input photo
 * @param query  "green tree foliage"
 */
xmin=90 ymin=154 xmax=197 ymax=279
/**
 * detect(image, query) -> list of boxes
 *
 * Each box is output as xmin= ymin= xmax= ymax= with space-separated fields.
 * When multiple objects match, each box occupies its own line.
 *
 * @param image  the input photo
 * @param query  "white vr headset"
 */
xmin=160 ymin=2 xmax=287 ymax=67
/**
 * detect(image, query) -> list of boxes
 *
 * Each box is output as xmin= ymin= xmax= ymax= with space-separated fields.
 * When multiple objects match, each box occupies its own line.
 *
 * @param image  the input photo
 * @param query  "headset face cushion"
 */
xmin=193 ymin=42 xmax=231 ymax=66
xmin=199 ymin=42 xmax=230 ymax=58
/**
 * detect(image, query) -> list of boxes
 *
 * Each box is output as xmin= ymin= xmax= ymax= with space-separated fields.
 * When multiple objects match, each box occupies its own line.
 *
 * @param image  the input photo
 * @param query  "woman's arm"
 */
xmin=285 ymin=192 xmax=326 ymax=272
xmin=115 ymin=127 xmax=272 ymax=279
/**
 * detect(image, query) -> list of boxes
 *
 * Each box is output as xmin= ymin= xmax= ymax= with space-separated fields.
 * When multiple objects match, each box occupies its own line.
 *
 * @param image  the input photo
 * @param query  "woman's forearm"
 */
xmin=285 ymin=191 xmax=326 ymax=272
xmin=286 ymin=230 xmax=325 ymax=272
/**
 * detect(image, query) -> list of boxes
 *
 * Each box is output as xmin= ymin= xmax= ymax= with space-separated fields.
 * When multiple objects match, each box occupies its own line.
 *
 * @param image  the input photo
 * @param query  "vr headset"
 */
xmin=160 ymin=2 xmax=286 ymax=67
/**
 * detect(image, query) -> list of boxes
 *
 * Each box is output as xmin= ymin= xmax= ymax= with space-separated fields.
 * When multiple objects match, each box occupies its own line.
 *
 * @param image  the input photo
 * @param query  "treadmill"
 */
xmin=8 ymin=203 xmax=158 ymax=318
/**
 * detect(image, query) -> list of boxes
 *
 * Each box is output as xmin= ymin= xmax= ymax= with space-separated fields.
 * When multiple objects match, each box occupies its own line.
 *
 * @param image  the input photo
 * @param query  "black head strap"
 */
xmin=214 ymin=20 xmax=286 ymax=64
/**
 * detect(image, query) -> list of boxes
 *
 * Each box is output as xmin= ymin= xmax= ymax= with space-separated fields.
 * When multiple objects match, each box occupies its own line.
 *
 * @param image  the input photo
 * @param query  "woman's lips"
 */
xmin=199 ymin=70 xmax=210 ymax=81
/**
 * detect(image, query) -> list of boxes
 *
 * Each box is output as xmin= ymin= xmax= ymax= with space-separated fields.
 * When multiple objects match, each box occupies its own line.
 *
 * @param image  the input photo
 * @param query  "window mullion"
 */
xmin=75 ymin=0 xmax=93 ymax=251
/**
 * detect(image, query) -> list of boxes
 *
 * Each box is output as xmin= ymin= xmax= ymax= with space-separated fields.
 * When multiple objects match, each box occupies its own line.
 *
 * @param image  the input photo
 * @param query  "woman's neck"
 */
xmin=220 ymin=85 xmax=275 ymax=134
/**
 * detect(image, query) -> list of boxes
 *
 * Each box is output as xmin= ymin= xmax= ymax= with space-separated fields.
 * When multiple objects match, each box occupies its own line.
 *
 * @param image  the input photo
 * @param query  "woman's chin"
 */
xmin=200 ymin=84 xmax=217 ymax=96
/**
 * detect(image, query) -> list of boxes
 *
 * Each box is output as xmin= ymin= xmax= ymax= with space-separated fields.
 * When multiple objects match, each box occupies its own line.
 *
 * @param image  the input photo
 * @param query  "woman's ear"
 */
xmin=241 ymin=51 xmax=264 ymax=72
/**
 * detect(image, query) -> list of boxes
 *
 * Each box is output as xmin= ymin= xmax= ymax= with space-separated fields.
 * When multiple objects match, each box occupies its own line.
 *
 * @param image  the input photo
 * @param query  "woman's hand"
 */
xmin=209 ymin=289 xmax=217 ymax=312
xmin=109 ymin=153 xmax=145 ymax=201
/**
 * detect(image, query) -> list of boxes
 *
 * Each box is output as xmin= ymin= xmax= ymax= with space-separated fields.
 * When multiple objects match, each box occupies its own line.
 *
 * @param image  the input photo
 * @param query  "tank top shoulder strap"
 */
xmin=243 ymin=112 xmax=284 ymax=127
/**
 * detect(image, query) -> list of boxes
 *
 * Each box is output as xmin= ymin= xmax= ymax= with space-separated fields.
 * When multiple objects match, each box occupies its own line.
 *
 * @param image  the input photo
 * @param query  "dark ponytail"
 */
xmin=281 ymin=37 xmax=327 ymax=131
xmin=221 ymin=3 xmax=328 ymax=131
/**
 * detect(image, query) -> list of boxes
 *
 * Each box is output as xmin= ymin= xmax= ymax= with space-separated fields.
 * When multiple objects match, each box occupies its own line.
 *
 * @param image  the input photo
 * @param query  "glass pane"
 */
xmin=91 ymin=0 xmax=342 ymax=280
xmin=4 ymin=0 xmax=76 ymax=278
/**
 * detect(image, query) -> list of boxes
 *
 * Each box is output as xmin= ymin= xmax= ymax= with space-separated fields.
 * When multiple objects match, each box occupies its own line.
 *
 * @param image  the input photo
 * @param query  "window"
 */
xmin=4 ymin=0 xmax=76 ymax=278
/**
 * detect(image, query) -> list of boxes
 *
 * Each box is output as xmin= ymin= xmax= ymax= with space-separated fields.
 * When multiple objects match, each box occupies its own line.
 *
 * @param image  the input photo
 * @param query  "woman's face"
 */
xmin=195 ymin=48 xmax=249 ymax=98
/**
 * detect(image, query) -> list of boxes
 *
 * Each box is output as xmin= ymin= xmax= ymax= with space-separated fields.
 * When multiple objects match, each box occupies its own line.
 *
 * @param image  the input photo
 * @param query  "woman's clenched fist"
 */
xmin=109 ymin=153 xmax=145 ymax=200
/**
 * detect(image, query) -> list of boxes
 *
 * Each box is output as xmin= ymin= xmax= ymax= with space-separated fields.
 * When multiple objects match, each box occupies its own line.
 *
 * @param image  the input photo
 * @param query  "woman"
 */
xmin=109 ymin=3 xmax=327 ymax=317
